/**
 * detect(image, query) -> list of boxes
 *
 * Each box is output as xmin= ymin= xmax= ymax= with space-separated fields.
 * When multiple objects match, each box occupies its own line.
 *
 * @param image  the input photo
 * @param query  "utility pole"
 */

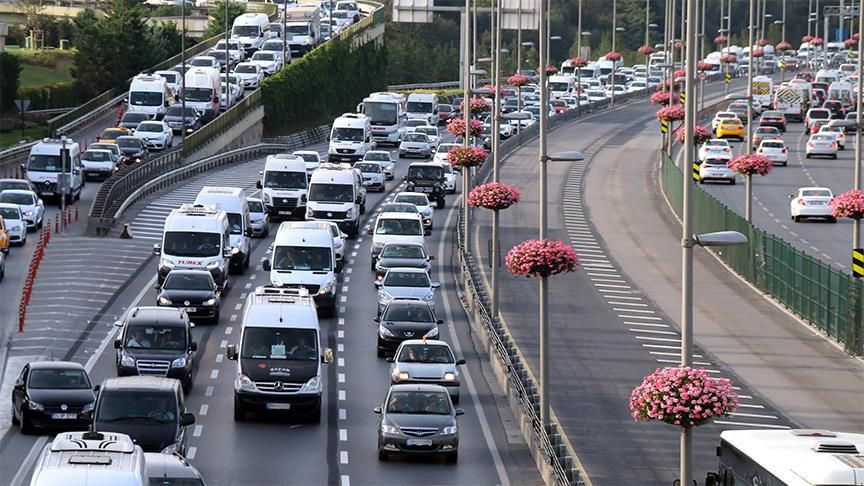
xmin=611 ymin=0 xmax=617 ymax=107
xmin=461 ymin=0 xmax=472 ymax=255
xmin=538 ymin=0 xmax=550 ymax=431
xmin=225 ymin=0 xmax=231 ymax=109
xmin=576 ymin=0 xmax=582 ymax=57
xmin=746 ymin=0 xmax=755 ymax=221
xmin=855 ymin=0 xmax=863 ymax=252
xmin=181 ymin=0 xmax=186 ymax=139
xmin=491 ymin=0 xmax=502 ymax=322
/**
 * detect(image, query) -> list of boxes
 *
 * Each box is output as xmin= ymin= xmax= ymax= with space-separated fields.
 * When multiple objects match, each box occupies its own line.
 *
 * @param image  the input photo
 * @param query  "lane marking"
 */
xmin=199 ymin=404 xmax=209 ymax=416
xmin=210 ymin=369 xmax=219 ymax=379
xmin=187 ymin=446 xmax=197 ymax=460
xmin=340 ymin=428 xmax=348 ymax=441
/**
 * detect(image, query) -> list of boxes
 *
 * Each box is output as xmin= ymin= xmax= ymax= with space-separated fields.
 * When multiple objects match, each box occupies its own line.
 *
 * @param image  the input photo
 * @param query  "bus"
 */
xmin=706 ymin=429 xmax=864 ymax=486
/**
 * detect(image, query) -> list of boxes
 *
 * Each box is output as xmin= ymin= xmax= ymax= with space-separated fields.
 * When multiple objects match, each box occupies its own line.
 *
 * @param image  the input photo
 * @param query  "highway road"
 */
xmin=1 ymin=139 xmax=541 ymax=486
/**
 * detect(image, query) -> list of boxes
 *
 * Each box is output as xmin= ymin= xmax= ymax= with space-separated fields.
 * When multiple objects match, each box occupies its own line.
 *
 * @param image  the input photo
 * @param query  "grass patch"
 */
xmin=0 ymin=126 xmax=46 ymax=150
xmin=20 ymin=63 xmax=74 ymax=88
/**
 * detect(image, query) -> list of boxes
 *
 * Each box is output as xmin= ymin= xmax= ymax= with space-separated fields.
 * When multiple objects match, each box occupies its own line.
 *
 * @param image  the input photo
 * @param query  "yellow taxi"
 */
xmin=0 ymin=215 xmax=9 ymax=252
xmin=98 ymin=127 xmax=131 ymax=144
xmin=715 ymin=118 xmax=745 ymax=140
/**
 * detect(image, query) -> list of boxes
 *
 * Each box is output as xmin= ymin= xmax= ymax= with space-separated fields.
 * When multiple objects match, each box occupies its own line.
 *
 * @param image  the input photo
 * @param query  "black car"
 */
xmin=405 ymin=163 xmax=446 ymax=208
xmin=376 ymin=299 xmax=442 ymax=357
xmin=119 ymin=112 xmax=151 ymax=131
xmin=114 ymin=306 xmax=197 ymax=392
xmin=758 ymin=110 xmax=787 ymax=132
xmin=375 ymin=384 xmax=463 ymax=462
xmin=91 ymin=376 xmax=195 ymax=454
xmin=11 ymin=361 xmax=96 ymax=434
xmin=115 ymin=136 xmax=148 ymax=165
xmin=375 ymin=243 xmax=433 ymax=280
xmin=163 ymin=106 xmax=202 ymax=134
xmin=823 ymin=100 xmax=845 ymax=119
xmin=157 ymin=270 xmax=221 ymax=322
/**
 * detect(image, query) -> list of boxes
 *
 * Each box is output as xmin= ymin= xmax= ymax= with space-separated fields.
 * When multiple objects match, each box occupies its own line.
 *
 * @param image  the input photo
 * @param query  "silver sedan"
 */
xmin=388 ymin=339 xmax=464 ymax=402
xmin=375 ymin=267 xmax=439 ymax=316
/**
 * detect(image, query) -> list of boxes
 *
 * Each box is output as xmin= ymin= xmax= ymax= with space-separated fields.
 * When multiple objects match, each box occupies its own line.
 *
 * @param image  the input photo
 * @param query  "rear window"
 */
xmin=761 ymin=142 xmax=784 ymax=148
xmin=705 ymin=159 xmax=728 ymax=166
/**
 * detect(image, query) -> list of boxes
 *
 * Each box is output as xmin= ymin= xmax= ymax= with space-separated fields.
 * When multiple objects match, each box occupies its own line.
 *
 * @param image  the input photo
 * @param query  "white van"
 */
xmin=306 ymin=163 xmax=366 ymax=237
xmin=405 ymin=93 xmax=440 ymax=125
xmin=328 ymin=113 xmax=374 ymax=163
xmin=154 ymin=203 xmax=231 ymax=289
xmin=25 ymin=138 xmax=84 ymax=202
xmin=258 ymin=154 xmax=308 ymax=219
xmin=227 ymin=286 xmax=333 ymax=422
xmin=828 ymin=81 xmax=853 ymax=109
xmin=127 ymin=74 xmax=173 ymax=119
xmin=194 ymin=186 xmax=252 ymax=273
xmin=751 ymin=76 xmax=773 ymax=109
xmin=548 ymin=74 xmax=575 ymax=98
xmin=368 ymin=211 xmax=426 ymax=267
xmin=153 ymin=70 xmax=182 ymax=97
xmin=183 ymin=67 xmax=221 ymax=122
xmin=232 ymin=13 xmax=270 ymax=54
xmin=261 ymin=225 xmax=340 ymax=315
xmin=284 ymin=5 xmax=321 ymax=54
xmin=814 ymin=69 xmax=840 ymax=85
xmin=773 ymin=86 xmax=805 ymax=122
xmin=30 ymin=431 xmax=147 ymax=486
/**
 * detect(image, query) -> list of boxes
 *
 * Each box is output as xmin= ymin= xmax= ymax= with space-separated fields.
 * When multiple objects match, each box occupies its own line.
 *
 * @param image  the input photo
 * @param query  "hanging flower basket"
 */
xmin=605 ymin=51 xmax=623 ymax=62
xmin=810 ymin=37 xmax=824 ymax=46
xmin=656 ymin=105 xmax=685 ymax=122
xmin=507 ymin=73 xmax=532 ymax=87
xmin=854 ymin=33 xmax=860 ymax=41
xmin=802 ymin=35 xmax=814 ymax=43
xmin=629 ymin=366 xmax=739 ymax=428
xmin=714 ymin=34 xmax=728 ymax=45
xmin=637 ymin=45 xmax=655 ymax=56
xmin=460 ymin=97 xmax=492 ymax=114
xmin=650 ymin=91 xmax=676 ymax=105
xmin=830 ymin=189 xmax=864 ymax=220
xmin=481 ymin=84 xmax=501 ymax=98
xmin=570 ymin=57 xmax=588 ymax=68
xmin=720 ymin=53 xmax=737 ymax=64
xmin=467 ymin=182 xmax=521 ymax=211
xmin=697 ymin=62 xmax=713 ymax=72
xmin=446 ymin=118 xmax=484 ymax=138
xmin=775 ymin=41 xmax=792 ymax=51
xmin=506 ymin=239 xmax=579 ymax=278
xmin=674 ymin=40 xmax=684 ymax=49
xmin=756 ymin=38 xmax=769 ymax=47
xmin=726 ymin=154 xmax=773 ymax=176
xmin=751 ymin=48 xmax=765 ymax=58
xmin=675 ymin=125 xmax=712 ymax=146
xmin=537 ymin=64 xmax=558 ymax=75
xmin=845 ymin=38 xmax=858 ymax=48
xmin=447 ymin=146 xmax=488 ymax=168
xmin=673 ymin=68 xmax=686 ymax=79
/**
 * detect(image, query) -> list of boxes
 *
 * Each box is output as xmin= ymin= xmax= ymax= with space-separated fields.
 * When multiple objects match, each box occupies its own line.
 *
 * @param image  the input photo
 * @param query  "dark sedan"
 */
xmin=437 ymin=104 xmax=456 ymax=124
xmin=11 ymin=361 xmax=96 ymax=434
xmin=375 ymin=384 xmax=463 ymax=462
xmin=157 ymin=270 xmax=221 ymax=322
xmin=115 ymin=136 xmax=148 ymax=165
xmin=376 ymin=299 xmax=441 ymax=357
xmin=119 ymin=112 xmax=151 ymax=131
xmin=163 ymin=106 xmax=202 ymax=134
xmin=375 ymin=242 xmax=433 ymax=280
xmin=758 ymin=110 xmax=787 ymax=132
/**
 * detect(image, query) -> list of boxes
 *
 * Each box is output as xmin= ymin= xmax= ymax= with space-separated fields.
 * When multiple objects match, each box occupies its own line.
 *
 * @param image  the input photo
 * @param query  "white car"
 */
xmin=586 ymin=90 xmax=606 ymax=102
xmin=0 ymin=203 xmax=26 ymax=244
xmin=259 ymin=39 xmax=290 ymax=66
xmin=627 ymin=81 xmax=648 ymax=92
xmin=805 ymin=133 xmax=838 ymax=159
xmin=190 ymin=56 xmax=219 ymax=70
xmin=698 ymin=139 xmax=733 ymax=161
xmin=214 ymin=39 xmax=246 ymax=64
xmin=394 ymin=192 xmax=433 ymax=230
xmin=354 ymin=161 xmax=386 ymax=192
xmin=481 ymin=115 xmax=514 ymax=138
xmin=363 ymin=151 xmax=394 ymax=180
xmin=433 ymin=143 xmax=459 ymax=165
xmin=698 ymin=155 xmax=735 ymax=184
xmin=293 ymin=150 xmax=321 ymax=175
xmin=711 ymin=111 xmax=740 ymax=131
xmin=132 ymin=121 xmax=174 ymax=150
xmin=605 ymin=85 xmax=627 ymax=97
xmin=249 ymin=51 xmax=281 ymax=75
xmin=222 ymin=74 xmax=244 ymax=101
xmin=414 ymin=126 xmax=441 ymax=149
xmin=0 ymin=190 xmax=44 ymax=230
xmin=805 ymin=108 xmax=832 ymax=130
xmin=397 ymin=119 xmax=429 ymax=140
xmin=232 ymin=63 xmax=265 ymax=89
xmin=790 ymin=187 xmax=836 ymax=223
xmin=432 ymin=162 xmax=456 ymax=194
xmin=506 ymin=111 xmax=536 ymax=129
xmin=399 ymin=132 xmax=433 ymax=159
xmin=818 ymin=125 xmax=846 ymax=150
xmin=246 ymin=197 xmax=270 ymax=238
xmin=81 ymin=148 xmax=118 ymax=180
xmin=220 ymin=82 xmax=239 ymax=110
xmin=756 ymin=140 xmax=788 ymax=166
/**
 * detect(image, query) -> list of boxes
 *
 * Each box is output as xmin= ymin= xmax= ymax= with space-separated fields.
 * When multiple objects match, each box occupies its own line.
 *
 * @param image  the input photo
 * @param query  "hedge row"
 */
xmin=260 ymin=37 xmax=387 ymax=135
xmin=18 ymin=82 xmax=78 ymax=110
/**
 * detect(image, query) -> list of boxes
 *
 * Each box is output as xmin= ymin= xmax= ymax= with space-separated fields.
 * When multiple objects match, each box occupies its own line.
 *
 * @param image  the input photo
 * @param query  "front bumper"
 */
xmin=313 ymin=291 xmax=336 ymax=310
xmin=23 ymin=408 xmax=92 ymax=430
xmin=234 ymin=390 xmax=321 ymax=415
xmin=363 ymin=179 xmax=385 ymax=190
xmin=329 ymin=152 xmax=363 ymax=162
xmin=117 ymin=363 xmax=190 ymax=381
xmin=250 ymin=220 xmax=268 ymax=236
xmin=157 ymin=300 xmax=219 ymax=319
xmin=378 ymin=432 xmax=458 ymax=456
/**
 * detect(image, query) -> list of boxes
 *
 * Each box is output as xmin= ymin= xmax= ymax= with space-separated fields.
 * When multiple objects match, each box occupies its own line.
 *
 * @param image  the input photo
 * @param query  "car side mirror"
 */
xmin=456 ymin=358 xmax=466 ymax=365
xmin=152 ymin=244 xmax=162 ymax=255
xmin=373 ymin=316 xmax=381 ymax=323
xmin=455 ymin=408 xmax=465 ymax=416
xmin=385 ymin=357 xmax=394 ymax=363
xmin=336 ymin=261 xmax=343 ymax=273
xmin=244 ymin=228 xmax=253 ymax=237
xmin=114 ymin=339 xmax=122 ymax=349
xmin=366 ymin=227 xmax=373 ymax=235
xmin=180 ymin=413 xmax=195 ymax=426
xmin=227 ymin=344 xmax=238 ymax=360
xmin=428 ymin=255 xmax=436 ymax=261
xmin=80 ymin=409 xmax=93 ymax=421
xmin=190 ymin=341 xmax=198 ymax=352
xmin=431 ymin=282 xmax=440 ymax=289
xmin=374 ymin=281 xmax=382 ymax=288
xmin=19 ymin=163 xmax=26 ymax=174
xmin=93 ymin=384 xmax=101 ymax=393
xmin=373 ymin=406 xmax=382 ymax=414
xmin=424 ymin=228 xmax=431 ymax=236
xmin=261 ymin=258 xmax=271 ymax=271
xmin=355 ymin=196 xmax=363 ymax=204
xmin=436 ymin=319 xmax=444 ymax=325
xmin=321 ymin=347 xmax=333 ymax=363
xmin=256 ymin=180 xmax=262 ymax=189
xmin=789 ymin=194 xmax=795 ymax=198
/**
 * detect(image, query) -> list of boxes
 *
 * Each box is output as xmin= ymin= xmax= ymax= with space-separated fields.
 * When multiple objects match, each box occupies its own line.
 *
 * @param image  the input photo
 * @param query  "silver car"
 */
xmin=364 ymin=150 xmax=394 ymax=180
xmin=698 ymin=156 xmax=735 ymax=185
xmin=246 ymin=197 xmax=269 ymax=238
xmin=375 ymin=267 xmax=439 ymax=316
xmin=399 ymin=132 xmax=433 ymax=159
xmin=354 ymin=161 xmax=386 ymax=192
xmin=806 ymin=133 xmax=838 ymax=159
xmin=388 ymin=339 xmax=464 ymax=402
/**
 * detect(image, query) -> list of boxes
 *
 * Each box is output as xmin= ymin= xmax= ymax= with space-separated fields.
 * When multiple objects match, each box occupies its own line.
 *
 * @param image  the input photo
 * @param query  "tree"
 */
xmin=202 ymin=0 xmax=245 ymax=40
xmin=0 ymin=53 xmax=22 ymax=114
xmin=70 ymin=10 xmax=112 ymax=97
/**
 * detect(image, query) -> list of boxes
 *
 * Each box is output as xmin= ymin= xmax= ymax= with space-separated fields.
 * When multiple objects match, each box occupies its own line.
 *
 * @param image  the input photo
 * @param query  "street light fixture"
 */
xmin=692 ymin=231 xmax=748 ymax=247
xmin=649 ymin=23 xmax=658 ymax=28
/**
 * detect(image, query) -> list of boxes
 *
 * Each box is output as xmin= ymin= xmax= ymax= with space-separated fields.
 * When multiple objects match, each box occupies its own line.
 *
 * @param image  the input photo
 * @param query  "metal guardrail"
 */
xmin=182 ymin=89 xmax=262 ymax=156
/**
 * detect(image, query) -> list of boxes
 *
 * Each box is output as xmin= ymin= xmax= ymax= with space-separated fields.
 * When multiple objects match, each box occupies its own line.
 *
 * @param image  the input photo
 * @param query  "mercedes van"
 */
xmin=154 ymin=203 xmax=231 ymax=289
xmin=328 ymin=113 xmax=374 ymax=163
xmin=306 ymin=163 xmax=366 ymax=237
xmin=406 ymin=93 xmax=440 ymax=126
xmin=30 ymin=431 xmax=147 ymax=486
xmin=258 ymin=154 xmax=308 ymax=220
xmin=127 ymin=74 xmax=173 ymax=120
xmin=194 ymin=186 xmax=252 ymax=274
xmin=25 ymin=138 xmax=84 ymax=203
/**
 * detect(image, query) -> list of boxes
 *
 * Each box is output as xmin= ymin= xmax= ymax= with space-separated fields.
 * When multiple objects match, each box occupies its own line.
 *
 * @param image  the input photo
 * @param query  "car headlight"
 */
xmin=161 ymin=442 xmax=181 ymax=454
xmin=82 ymin=402 xmax=95 ymax=413
xmin=378 ymin=324 xmax=395 ymax=338
xmin=425 ymin=326 xmax=439 ymax=338
xmin=444 ymin=372 xmax=457 ymax=382
xmin=345 ymin=208 xmax=354 ymax=219
xmin=423 ymin=293 xmax=434 ymax=302
xmin=381 ymin=424 xmax=399 ymax=434
xmin=372 ymin=242 xmax=384 ymax=252
xmin=9 ymin=225 xmax=19 ymax=232
xmin=235 ymin=374 xmax=256 ymax=392
xmin=204 ymin=298 xmax=217 ymax=306
xmin=263 ymin=193 xmax=271 ymax=204
xmin=206 ymin=260 xmax=220 ymax=270
xmin=299 ymin=376 xmax=322 ymax=393
xmin=120 ymin=354 xmax=136 ymax=368
xmin=306 ymin=208 xmax=314 ymax=218
xmin=393 ymin=371 xmax=409 ymax=382
xmin=27 ymin=399 xmax=44 ymax=411
xmin=161 ymin=258 xmax=176 ymax=270
xmin=171 ymin=357 xmax=187 ymax=368
xmin=379 ymin=291 xmax=393 ymax=303
xmin=23 ymin=211 xmax=34 ymax=216
xmin=319 ymin=281 xmax=333 ymax=295
xmin=158 ymin=296 xmax=172 ymax=305
xmin=440 ymin=425 xmax=457 ymax=435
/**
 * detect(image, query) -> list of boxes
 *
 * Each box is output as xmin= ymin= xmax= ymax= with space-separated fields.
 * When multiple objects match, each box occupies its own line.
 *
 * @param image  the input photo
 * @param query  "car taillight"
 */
xmin=831 ymin=142 xmax=838 ymax=148
xmin=798 ymin=198 xmax=807 ymax=206
xmin=724 ymin=148 xmax=731 ymax=152
xmin=757 ymin=148 xmax=763 ymax=153
xmin=782 ymin=148 xmax=787 ymax=153
xmin=807 ymin=142 xmax=814 ymax=147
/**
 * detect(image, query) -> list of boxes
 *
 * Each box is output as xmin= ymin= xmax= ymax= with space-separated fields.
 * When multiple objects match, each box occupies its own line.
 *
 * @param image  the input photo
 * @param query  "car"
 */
xmin=698 ymin=156 xmax=735 ymax=184
xmin=329 ymin=9 xmax=354 ymax=29
xmin=379 ymin=203 xmax=420 ymax=215
xmin=715 ymin=118 xmax=744 ymax=140
xmin=0 ymin=189 xmax=44 ymax=230
xmin=549 ymin=98 xmax=569 ymax=114
xmin=393 ymin=192 xmax=433 ymax=230
xmin=0 ymin=203 xmax=26 ymax=245
xmin=399 ymin=132 xmax=433 ymax=159
xmin=374 ymin=242 xmax=433 ymax=280
xmin=364 ymin=151 xmax=395 ymax=180
xmin=414 ymin=126 xmax=441 ymax=150
xmin=375 ymin=384 xmax=463 ymax=462
xmin=698 ymin=139 xmax=732 ymax=161
xmin=214 ymin=39 xmax=246 ymax=64
xmin=220 ymin=81 xmax=239 ymax=109
xmin=145 ymin=452 xmax=206 ymax=485
xmin=114 ymin=306 xmax=198 ymax=392
xmin=0 ymin=178 xmax=35 ymax=193
xmin=132 ymin=120 xmax=174 ymax=150
xmin=156 ymin=270 xmax=222 ymax=323
xmin=10 ymin=361 xmax=96 ymax=434
xmin=751 ymin=126 xmax=782 ymax=150
xmin=376 ymin=267 xmax=439 ymax=315
xmin=810 ymin=119 xmax=831 ymax=135
xmin=805 ymin=108 xmax=832 ymax=129
xmin=758 ymin=110 xmax=787 ymax=131
xmin=247 ymin=197 xmax=270 ymax=237
xmin=0 ymin=215 xmax=9 ymax=252
xmin=819 ymin=125 xmax=847 ymax=149
xmin=805 ymin=133 xmax=838 ymax=159
xmin=432 ymin=162 xmax=456 ymax=194
xmin=189 ymin=55 xmax=219 ymax=70
xmin=388 ymin=339 xmax=464 ymax=402
xmin=823 ymin=99 xmax=845 ymax=119
xmin=727 ymin=104 xmax=751 ymax=124
xmin=375 ymin=299 xmax=441 ymax=357
xmin=398 ymin=118 xmax=430 ymax=140
xmin=98 ymin=127 xmax=131 ymax=144
xmin=790 ymin=187 xmax=836 ymax=222
xmin=756 ymin=140 xmax=789 ymax=166
xmin=115 ymin=136 xmax=148 ymax=164
xmin=249 ymin=50 xmax=281 ymax=75
xmin=438 ymin=104 xmax=457 ymax=124
xmin=208 ymin=50 xmax=234 ymax=72
xmin=88 ymin=143 xmax=123 ymax=165
xmin=293 ymin=150 xmax=321 ymax=175
xmin=506 ymin=110 xmax=537 ymax=129
xmin=433 ymin=143 xmax=460 ymax=165
xmin=163 ymin=105 xmax=202 ymax=134
xmin=711 ymin=111 xmax=739 ymax=131
xmin=232 ymin=62 xmax=266 ymax=89
xmin=223 ymin=74 xmax=245 ymax=101
xmin=80 ymin=149 xmax=118 ymax=180
xmin=118 ymin=112 xmax=151 ymax=131
xmin=354 ymin=161 xmax=387 ymax=192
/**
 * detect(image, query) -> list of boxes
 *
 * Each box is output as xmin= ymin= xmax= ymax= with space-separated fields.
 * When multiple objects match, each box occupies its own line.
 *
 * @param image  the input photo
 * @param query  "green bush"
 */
xmin=261 ymin=38 xmax=387 ymax=135
xmin=0 ymin=53 xmax=22 ymax=114
xmin=18 ymin=82 xmax=78 ymax=110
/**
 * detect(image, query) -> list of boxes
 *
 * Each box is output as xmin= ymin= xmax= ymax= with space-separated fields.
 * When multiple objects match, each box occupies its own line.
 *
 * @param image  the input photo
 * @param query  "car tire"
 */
xmin=370 ymin=259 xmax=376 ymax=271
xmin=377 ymin=347 xmax=385 ymax=358
xmin=182 ymin=377 xmax=192 ymax=395
xmin=830 ymin=217 xmax=838 ymax=223
xmin=437 ymin=197 xmax=445 ymax=209
xmin=244 ymin=252 xmax=250 ymax=269
xmin=378 ymin=450 xmax=389 ymax=461
xmin=445 ymin=452 xmax=458 ymax=464
xmin=360 ymin=203 xmax=366 ymax=215
xmin=792 ymin=215 xmax=800 ymax=222
xmin=11 ymin=406 xmax=19 ymax=426
xmin=233 ymin=400 xmax=245 ymax=422
xmin=308 ymin=407 xmax=322 ymax=424
xmin=19 ymin=411 xmax=34 ymax=435
xmin=833 ymin=154 xmax=838 ymax=159
xmin=806 ymin=154 xmax=811 ymax=158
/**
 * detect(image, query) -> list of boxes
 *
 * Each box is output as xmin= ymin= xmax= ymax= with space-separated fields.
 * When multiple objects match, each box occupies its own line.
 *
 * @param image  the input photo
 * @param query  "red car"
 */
xmin=810 ymin=119 xmax=830 ymax=135
xmin=550 ymin=99 xmax=569 ymax=114
xmin=437 ymin=104 xmax=456 ymax=124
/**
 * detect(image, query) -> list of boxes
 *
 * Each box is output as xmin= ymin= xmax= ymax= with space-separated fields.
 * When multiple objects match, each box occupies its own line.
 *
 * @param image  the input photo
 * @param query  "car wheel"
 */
xmin=833 ymin=154 xmax=838 ymax=159
xmin=437 ymin=197 xmax=445 ymax=209
xmin=308 ymin=407 xmax=322 ymax=424
xmin=792 ymin=215 xmax=800 ymax=222
xmin=20 ymin=410 xmax=34 ymax=435
xmin=233 ymin=399 xmax=245 ymax=422
xmin=445 ymin=452 xmax=458 ymax=464
xmin=378 ymin=450 xmax=389 ymax=461
xmin=805 ymin=154 xmax=811 ymax=159
xmin=830 ymin=217 xmax=838 ymax=223
xmin=729 ymin=179 xmax=736 ymax=185
xmin=370 ymin=259 xmax=376 ymax=271
xmin=360 ymin=203 xmax=366 ymax=215
xmin=244 ymin=252 xmax=250 ymax=269
xmin=377 ymin=347 xmax=385 ymax=358
xmin=182 ymin=377 xmax=192 ymax=395
xmin=11 ymin=406 xmax=19 ymax=425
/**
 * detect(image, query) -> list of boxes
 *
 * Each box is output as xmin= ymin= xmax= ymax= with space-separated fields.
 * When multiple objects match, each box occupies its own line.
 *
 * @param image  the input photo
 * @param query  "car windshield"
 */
xmin=165 ymin=107 xmax=198 ymax=117
xmin=129 ymin=92 xmax=163 ymax=107
xmin=381 ymin=204 xmax=418 ymax=214
xmin=0 ymin=207 xmax=20 ymax=220
xmin=122 ymin=113 xmax=150 ymax=123
xmin=802 ymin=189 xmax=832 ymax=197
xmin=755 ymin=128 xmax=777 ymax=134
xmin=811 ymin=110 xmax=830 ymax=118
xmin=762 ymin=142 xmax=784 ymax=148
xmin=84 ymin=151 xmax=113 ymax=161
xmin=386 ymin=391 xmax=450 ymax=415
xmin=28 ymin=369 xmax=90 ymax=389
xmin=272 ymin=246 xmax=332 ymax=271
xmin=722 ymin=120 xmax=739 ymax=125
xmin=211 ymin=52 xmax=227 ymax=61
xmin=381 ymin=244 xmax=425 ymax=258
xmin=163 ymin=231 xmax=221 ymax=257
xmin=125 ymin=325 xmax=187 ymax=350
xmin=185 ymin=88 xmax=213 ymax=102
xmin=406 ymin=101 xmax=433 ymax=113
xmin=705 ymin=141 xmax=726 ymax=147
xmin=407 ymin=166 xmax=442 ymax=180
xmin=438 ymin=144 xmax=458 ymax=153
xmin=416 ymin=128 xmax=437 ymax=137
xmin=137 ymin=123 xmax=163 ymax=133
xmin=395 ymin=195 xmax=428 ymax=206
xmin=241 ymin=328 xmax=318 ymax=360
xmin=252 ymin=52 xmax=274 ymax=61
xmin=101 ymin=130 xmax=124 ymax=140
xmin=309 ymin=183 xmax=353 ymax=202
xmin=247 ymin=200 xmax=264 ymax=212
xmin=355 ymin=163 xmax=381 ymax=173
xmin=96 ymin=391 xmax=177 ymax=424
xmin=705 ymin=159 xmax=728 ymax=166
xmin=762 ymin=111 xmax=781 ymax=117
xmin=117 ymin=138 xmax=142 ymax=150
xmin=190 ymin=58 xmax=213 ymax=66
xmin=384 ymin=271 xmax=430 ymax=287
xmin=232 ymin=25 xmax=260 ymax=37
xmin=812 ymin=135 xmax=833 ymax=142
xmin=236 ymin=64 xmax=257 ymax=74
xmin=439 ymin=105 xmax=453 ymax=113
xmin=265 ymin=171 xmax=307 ymax=189
xmin=382 ymin=302 xmax=433 ymax=322
xmin=0 ymin=192 xmax=33 ymax=205
xmin=261 ymin=42 xmax=282 ymax=51
xmin=226 ymin=213 xmax=242 ymax=235
xmin=286 ymin=25 xmax=310 ymax=35
xmin=365 ymin=152 xmax=390 ymax=161
xmin=332 ymin=127 xmax=364 ymax=142
xmin=163 ymin=272 xmax=213 ymax=290
xmin=0 ymin=181 xmax=29 ymax=191
xmin=398 ymin=344 xmax=454 ymax=364
xmin=294 ymin=153 xmax=319 ymax=163
xmin=375 ymin=218 xmax=422 ymax=236
xmin=332 ymin=11 xmax=349 ymax=18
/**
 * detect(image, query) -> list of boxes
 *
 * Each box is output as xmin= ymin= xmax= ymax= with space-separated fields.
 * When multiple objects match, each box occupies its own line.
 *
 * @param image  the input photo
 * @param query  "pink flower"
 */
xmin=810 ymin=37 xmax=824 ymax=46
xmin=714 ymin=35 xmax=729 ymax=45
xmin=505 ymin=239 xmax=579 ymax=278
xmin=830 ymin=189 xmax=864 ymax=219
xmin=650 ymin=91 xmax=676 ymax=106
xmin=697 ymin=62 xmax=713 ymax=72
xmin=776 ymin=41 xmax=792 ymax=52
xmin=630 ymin=366 xmax=738 ymax=428
xmin=467 ymin=182 xmax=521 ymax=211
xmin=507 ymin=73 xmax=532 ymax=87
xmin=726 ymin=154 xmax=773 ymax=176
xmin=802 ymin=35 xmax=814 ymax=43
xmin=460 ymin=97 xmax=492 ymax=114
xmin=637 ymin=45 xmax=655 ymax=56
xmin=537 ymin=64 xmax=558 ymax=75
xmin=446 ymin=118 xmax=484 ymax=138
xmin=845 ymin=38 xmax=858 ymax=48
xmin=751 ymin=48 xmax=765 ymax=58
xmin=674 ymin=125 xmax=711 ymax=146
xmin=605 ymin=51 xmax=623 ymax=62
xmin=674 ymin=68 xmax=686 ymax=79
xmin=656 ymin=105 xmax=685 ymax=122
xmin=755 ymin=38 xmax=768 ymax=47
xmin=674 ymin=40 xmax=684 ymax=49
xmin=570 ymin=57 xmax=588 ymax=68
xmin=720 ymin=53 xmax=737 ymax=64
xmin=447 ymin=146 xmax=488 ymax=168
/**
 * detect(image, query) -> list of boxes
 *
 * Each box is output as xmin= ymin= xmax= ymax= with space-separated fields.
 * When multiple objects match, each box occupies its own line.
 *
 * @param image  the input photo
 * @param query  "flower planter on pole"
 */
xmin=505 ymin=239 xmax=579 ymax=278
xmin=726 ymin=154 xmax=773 ymax=221
xmin=570 ymin=57 xmax=588 ymax=115
xmin=507 ymin=73 xmax=531 ymax=133
xmin=656 ymin=105 xmax=685 ymax=155
xmin=630 ymin=366 xmax=739 ymax=427
xmin=830 ymin=189 xmax=864 ymax=221
xmin=447 ymin=118 xmax=484 ymax=139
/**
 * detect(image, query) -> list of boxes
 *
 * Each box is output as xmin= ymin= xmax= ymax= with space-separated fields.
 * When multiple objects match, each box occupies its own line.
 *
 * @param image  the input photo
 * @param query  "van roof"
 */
xmin=407 ymin=93 xmax=438 ymax=101
xmin=265 ymin=155 xmax=306 ymax=171
xmin=30 ymin=139 xmax=81 ymax=155
xmin=100 ymin=375 xmax=181 ymax=392
xmin=194 ymin=187 xmax=247 ymax=212
xmin=243 ymin=286 xmax=319 ymax=328
xmin=31 ymin=432 xmax=145 ymax=486
xmin=309 ymin=164 xmax=358 ymax=183
xmin=164 ymin=204 xmax=228 ymax=233
xmin=273 ymin=226 xmax=333 ymax=247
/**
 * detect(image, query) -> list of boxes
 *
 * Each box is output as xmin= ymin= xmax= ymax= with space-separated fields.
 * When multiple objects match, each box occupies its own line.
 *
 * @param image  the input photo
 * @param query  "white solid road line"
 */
xmin=437 ymin=202 xmax=510 ymax=486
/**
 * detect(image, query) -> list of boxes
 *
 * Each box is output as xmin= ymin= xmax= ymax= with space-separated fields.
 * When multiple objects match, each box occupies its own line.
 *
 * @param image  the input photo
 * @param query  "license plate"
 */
xmin=266 ymin=403 xmax=291 ymax=410
xmin=51 ymin=413 xmax=77 ymax=420
xmin=279 ymin=210 xmax=292 ymax=215
xmin=182 ymin=307 xmax=196 ymax=312
xmin=406 ymin=439 xmax=432 ymax=446
xmin=811 ymin=201 xmax=826 ymax=205
xmin=40 ymin=191 xmax=53 ymax=196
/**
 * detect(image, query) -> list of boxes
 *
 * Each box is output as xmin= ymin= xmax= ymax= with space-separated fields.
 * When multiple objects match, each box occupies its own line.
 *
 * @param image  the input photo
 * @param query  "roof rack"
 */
xmin=177 ymin=203 xmax=219 ymax=215
xmin=254 ymin=286 xmax=312 ymax=303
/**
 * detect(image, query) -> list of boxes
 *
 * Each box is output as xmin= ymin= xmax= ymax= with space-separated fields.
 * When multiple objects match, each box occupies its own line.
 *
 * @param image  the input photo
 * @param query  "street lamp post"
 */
xmin=746 ymin=0 xmax=755 ymax=222
xmin=490 ymin=0 xmax=503 ymax=322
xmin=60 ymin=135 xmax=67 ymax=231
xmin=225 ymin=0 xmax=230 ymax=110
xmin=538 ymin=0 xmax=550 ymax=430
xmin=611 ymin=0 xmax=618 ymax=107
xmin=576 ymin=0 xmax=582 ymax=57
xmin=854 ymin=0 xmax=863 ymax=251
xmin=181 ymin=0 xmax=186 ymax=140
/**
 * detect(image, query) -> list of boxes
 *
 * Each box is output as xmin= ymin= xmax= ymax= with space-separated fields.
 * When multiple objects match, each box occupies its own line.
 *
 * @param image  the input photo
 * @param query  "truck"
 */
xmin=284 ymin=5 xmax=321 ymax=55
xmin=357 ymin=92 xmax=406 ymax=146
xmin=772 ymin=86 xmax=805 ymax=122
